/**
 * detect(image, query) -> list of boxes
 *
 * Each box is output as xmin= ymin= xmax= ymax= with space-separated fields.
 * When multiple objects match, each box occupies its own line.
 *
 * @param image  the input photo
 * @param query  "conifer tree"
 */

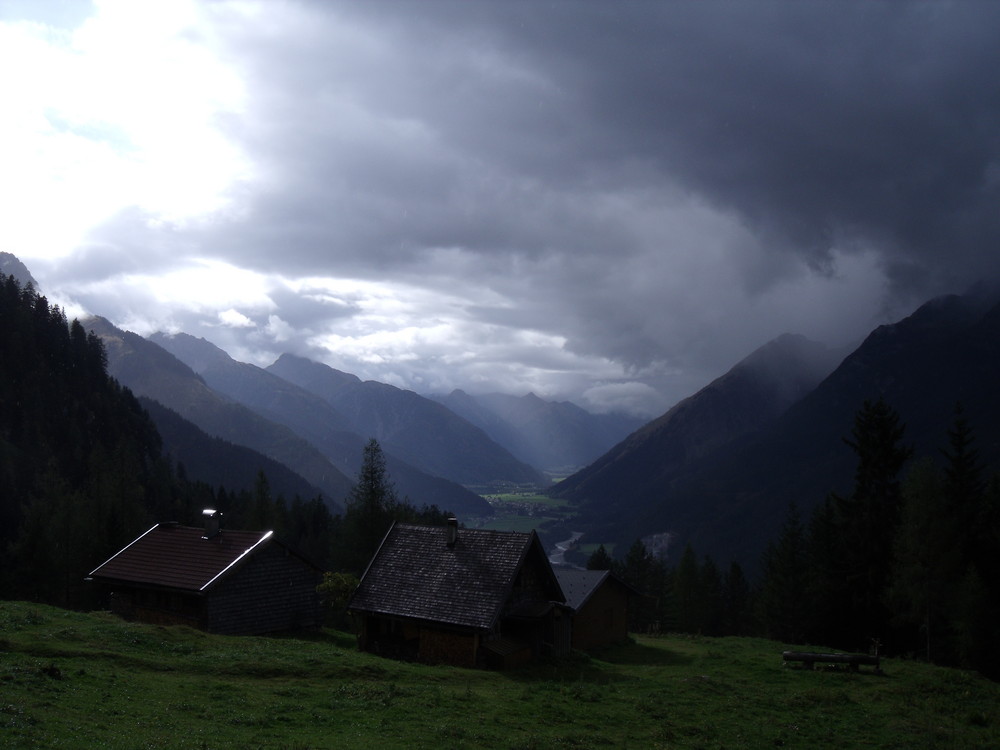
xmin=617 ymin=538 xmax=669 ymax=633
xmin=721 ymin=561 xmax=752 ymax=636
xmin=937 ymin=408 xmax=1000 ymax=675
xmin=887 ymin=459 xmax=951 ymax=662
xmin=757 ymin=503 xmax=808 ymax=643
xmin=698 ymin=555 xmax=724 ymax=636
xmin=804 ymin=496 xmax=845 ymax=646
xmin=672 ymin=543 xmax=702 ymax=634
xmin=586 ymin=543 xmax=613 ymax=571
xmin=341 ymin=438 xmax=401 ymax=574
xmin=834 ymin=398 xmax=912 ymax=649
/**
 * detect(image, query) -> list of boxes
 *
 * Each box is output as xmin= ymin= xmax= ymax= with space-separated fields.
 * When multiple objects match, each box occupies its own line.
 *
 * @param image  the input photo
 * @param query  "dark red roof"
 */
xmin=349 ymin=523 xmax=565 ymax=631
xmin=88 ymin=524 xmax=273 ymax=592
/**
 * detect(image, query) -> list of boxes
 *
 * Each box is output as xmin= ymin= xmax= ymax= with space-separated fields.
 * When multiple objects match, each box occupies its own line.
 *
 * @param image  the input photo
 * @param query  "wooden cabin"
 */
xmin=348 ymin=520 xmax=570 ymax=668
xmin=554 ymin=568 xmax=636 ymax=651
xmin=87 ymin=510 xmax=322 ymax=635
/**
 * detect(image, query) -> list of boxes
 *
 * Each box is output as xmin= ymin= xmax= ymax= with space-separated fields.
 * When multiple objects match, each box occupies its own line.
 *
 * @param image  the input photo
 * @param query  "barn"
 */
xmin=348 ymin=519 xmax=571 ymax=668
xmin=87 ymin=510 xmax=322 ymax=635
xmin=554 ymin=568 xmax=637 ymax=651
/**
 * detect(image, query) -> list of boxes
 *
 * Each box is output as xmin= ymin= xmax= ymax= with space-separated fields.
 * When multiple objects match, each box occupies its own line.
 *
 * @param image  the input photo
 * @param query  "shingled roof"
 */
xmin=349 ymin=523 xmax=565 ymax=631
xmin=553 ymin=568 xmax=610 ymax=611
xmin=554 ymin=567 xmax=642 ymax=610
xmin=88 ymin=523 xmax=274 ymax=592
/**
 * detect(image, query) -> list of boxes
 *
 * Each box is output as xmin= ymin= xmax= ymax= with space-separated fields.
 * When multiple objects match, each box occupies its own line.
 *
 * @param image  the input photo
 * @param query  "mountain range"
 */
xmin=85 ymin=316 xmax=354 ymax=511
xmin=78 ymin=313 xmax=639 ymax=518
xmin=552 ymin=284 xmax=1000 ymax=569
xmin=10 ymin=253 xmax=1000 ymax=572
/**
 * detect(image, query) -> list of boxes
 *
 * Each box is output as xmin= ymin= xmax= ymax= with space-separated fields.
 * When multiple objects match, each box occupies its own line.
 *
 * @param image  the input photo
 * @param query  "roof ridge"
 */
xmin=200 ymin=530 xmax=274 ymax=591
xmin=87 ymin=523 xmax=159 ymax=577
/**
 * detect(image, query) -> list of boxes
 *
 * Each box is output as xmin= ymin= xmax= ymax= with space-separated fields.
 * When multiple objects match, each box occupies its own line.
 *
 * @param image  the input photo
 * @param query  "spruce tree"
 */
xmin=834 ymin=398 xmax=912 ymax=650
xmin=887 ymin=459 xmax=951 ymax=662
xmin=721 ymin=561 xmax=752 ymax=636
xmin=617 ymin=539 xmax=668 ymax=633
xmin=341 ymin=438 xmax=400 ymax=574
xmin=586 ymin=544 xmax=613 ymax=571
xmin=757 ymin=503 xmax=808 ymax=643
xmin=672 ymin=543 xmax=702 ymax=634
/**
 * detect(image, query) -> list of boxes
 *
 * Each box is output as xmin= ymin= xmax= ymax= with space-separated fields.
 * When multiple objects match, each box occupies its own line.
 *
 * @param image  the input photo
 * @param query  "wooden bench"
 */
xmin=782 ymin=650 xmax=881 ymax=673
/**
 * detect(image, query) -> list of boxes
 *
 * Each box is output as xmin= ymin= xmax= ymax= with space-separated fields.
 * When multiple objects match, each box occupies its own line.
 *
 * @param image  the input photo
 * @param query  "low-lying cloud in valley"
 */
xmin=4 ymin=0 xmax=999 ymax=417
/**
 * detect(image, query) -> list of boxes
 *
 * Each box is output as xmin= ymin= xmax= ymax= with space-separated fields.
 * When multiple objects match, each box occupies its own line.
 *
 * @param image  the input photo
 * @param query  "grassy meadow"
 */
xmin=3 ymin=602 xmax=999 ymax=749
xmin=474 ymin=492 xmax=573 ymax=534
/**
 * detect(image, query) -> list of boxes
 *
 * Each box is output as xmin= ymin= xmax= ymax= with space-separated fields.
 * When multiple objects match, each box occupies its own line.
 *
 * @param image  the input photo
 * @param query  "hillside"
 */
xmin=553 ymin=333 xmax=841 ymax=504
xmin=138 ymin=397 xmax=327 ymax=502
xmin=3 ymin=601 xmax=999 ymax=748
xmin=0 ymin=277 xmax=166 ymax=606
xmin=146 ymin=336 xmax=491 ymax=516
xmin=557 ymin=287 xmax=1000 ymax=568
xmin=0 ymin=251 xmax=37 ymax=289
xmin=85 ymin=317 xmax=354 ymax=507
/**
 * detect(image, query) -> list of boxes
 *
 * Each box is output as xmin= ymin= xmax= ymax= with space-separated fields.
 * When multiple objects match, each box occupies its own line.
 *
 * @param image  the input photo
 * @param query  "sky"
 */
xmin=3 ymin=1 xmax=999 ymax=417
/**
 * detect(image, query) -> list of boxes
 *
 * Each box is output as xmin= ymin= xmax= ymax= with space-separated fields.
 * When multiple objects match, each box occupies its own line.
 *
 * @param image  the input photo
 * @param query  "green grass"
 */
xmin=474 ymin=491 xmax=574 ymax=534
xmin=2 ymin=601 xmax=999 ymax=749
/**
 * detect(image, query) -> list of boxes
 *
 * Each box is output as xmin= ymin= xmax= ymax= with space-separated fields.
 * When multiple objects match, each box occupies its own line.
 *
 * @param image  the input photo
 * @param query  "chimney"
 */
xmin=201 ymin=508 xmax=222 ymax=539
xmin=446 ymin=517 xmax=458 ymax=548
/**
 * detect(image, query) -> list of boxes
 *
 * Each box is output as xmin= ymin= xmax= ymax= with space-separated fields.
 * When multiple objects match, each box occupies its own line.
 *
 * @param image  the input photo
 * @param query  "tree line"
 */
xmin=596 ymin=398 xmax=1000 ymax=678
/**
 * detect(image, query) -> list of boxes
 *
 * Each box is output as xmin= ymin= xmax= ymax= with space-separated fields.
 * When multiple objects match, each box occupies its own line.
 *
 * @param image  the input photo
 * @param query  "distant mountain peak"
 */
xmin=270 ymin=352 xmax=362 ymax=387
xmin=0 ymin=252 xmax=39 ymax=290
xmin=149 ymin=331 xmax=234 ymax=373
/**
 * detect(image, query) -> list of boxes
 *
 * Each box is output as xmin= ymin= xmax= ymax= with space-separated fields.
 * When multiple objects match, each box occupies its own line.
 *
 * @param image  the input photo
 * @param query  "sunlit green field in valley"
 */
xmin=473 ymin=491 xmax=574 ymax=534
xmin=2 ymin=601 xmax=999 ymax=749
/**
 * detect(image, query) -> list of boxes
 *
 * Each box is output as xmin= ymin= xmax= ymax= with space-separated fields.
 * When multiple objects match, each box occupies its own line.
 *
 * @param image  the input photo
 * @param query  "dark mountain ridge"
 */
xmin=0 ymin=252 xmax=38 ymax=290
xmin=557 ymin=287 xmax=1000 ymax=570
xmin=150 ymin=336 xmax=491 ymax=516
xmin=551 ymin=333 xmax=845 ymax=513
xmin=85 ymin=316 xmax=353 ymax=509
xmin=137 ymin=397 xmax=327 ymax=502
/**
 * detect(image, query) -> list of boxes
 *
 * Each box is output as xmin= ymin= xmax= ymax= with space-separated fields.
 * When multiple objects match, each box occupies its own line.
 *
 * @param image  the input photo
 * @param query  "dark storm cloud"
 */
xmin=36 ymin=0 xmax=1000 ymax=414
xmin=221 ymin=2 xmax=997 ymax=281
xmin=323 ymin=1 xmax=1000 ymax=293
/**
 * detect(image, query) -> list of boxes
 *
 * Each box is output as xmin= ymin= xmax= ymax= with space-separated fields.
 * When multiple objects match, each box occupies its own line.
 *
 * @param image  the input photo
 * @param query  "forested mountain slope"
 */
xmin=0 ymin=276 xmax=169 ymax=605
xmin=551 ymin=334 xmax=843 ymax=528
xmin=138 ymin=397 xmax=327 ymax=502
xmin=560 ymin=288 xmax=1000 ymax=569
xmin=85 ymin=317 xmax=353 ymax=507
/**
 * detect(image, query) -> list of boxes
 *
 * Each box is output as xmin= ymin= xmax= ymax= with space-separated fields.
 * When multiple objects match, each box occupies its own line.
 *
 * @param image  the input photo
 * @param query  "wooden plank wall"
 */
xmin=572 ymin=582 xmax=629 ymax=651
xmin=206 ymin=545 xmax=321 ymax=635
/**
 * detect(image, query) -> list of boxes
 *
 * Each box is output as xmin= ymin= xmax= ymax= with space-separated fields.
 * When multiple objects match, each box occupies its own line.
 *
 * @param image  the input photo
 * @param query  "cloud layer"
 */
xmin=5 ymin=1 xmax=1000 ymax=416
